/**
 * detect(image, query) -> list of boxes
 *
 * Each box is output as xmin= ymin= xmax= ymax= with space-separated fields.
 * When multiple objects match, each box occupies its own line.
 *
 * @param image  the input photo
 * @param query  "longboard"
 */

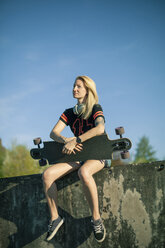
xmin=30 ymin=133 xmax=132 ymax=165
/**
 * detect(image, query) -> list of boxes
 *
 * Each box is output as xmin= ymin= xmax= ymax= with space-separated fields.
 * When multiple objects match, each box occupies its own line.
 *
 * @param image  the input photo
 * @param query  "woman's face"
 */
xmin=73 ymin=79 xmax=87 ymax=103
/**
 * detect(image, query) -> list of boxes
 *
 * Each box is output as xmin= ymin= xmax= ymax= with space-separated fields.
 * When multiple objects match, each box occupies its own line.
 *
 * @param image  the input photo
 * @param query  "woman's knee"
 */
xmin=42 ymin=168 xmax=56 ymax=184
xmin=78 ymin=167 xmax=91 ymax=183
xmin=42 ymin=169 xmax=49 ymax=182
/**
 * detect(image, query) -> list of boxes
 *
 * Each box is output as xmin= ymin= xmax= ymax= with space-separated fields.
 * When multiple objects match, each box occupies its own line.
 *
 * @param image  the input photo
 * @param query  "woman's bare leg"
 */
xmin=42 ymin=162 xmax=80 ymax=221
xmin=78 ymin=160 xmax=105 ymax=220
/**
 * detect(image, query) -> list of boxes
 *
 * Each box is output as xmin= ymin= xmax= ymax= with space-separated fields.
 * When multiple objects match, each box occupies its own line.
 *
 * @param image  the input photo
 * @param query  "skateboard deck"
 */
xmin=30 ymin=134 xmax=132 ymax=165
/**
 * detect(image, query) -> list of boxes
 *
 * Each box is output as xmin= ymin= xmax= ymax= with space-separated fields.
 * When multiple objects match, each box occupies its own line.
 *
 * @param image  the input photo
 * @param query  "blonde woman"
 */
xmin=43 ymin=76 xmax=106 ymax=242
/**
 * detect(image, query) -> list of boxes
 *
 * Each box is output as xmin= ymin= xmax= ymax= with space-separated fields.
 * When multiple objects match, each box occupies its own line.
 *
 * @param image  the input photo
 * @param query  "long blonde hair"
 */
xmin=75 ymin=75 xmax=99 ymax=119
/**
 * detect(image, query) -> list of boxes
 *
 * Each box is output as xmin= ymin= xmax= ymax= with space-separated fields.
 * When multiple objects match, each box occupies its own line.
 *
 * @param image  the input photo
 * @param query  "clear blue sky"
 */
xmin=0 ymin=0 xmax=165 ymax=160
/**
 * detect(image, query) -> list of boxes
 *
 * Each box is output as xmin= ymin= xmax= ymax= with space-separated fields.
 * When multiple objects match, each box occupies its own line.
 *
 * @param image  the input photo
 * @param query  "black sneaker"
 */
xmin=91 ymin=218 xmax=106 ymax=243
xmin=46 ymin=216 xmax=65 ymax=241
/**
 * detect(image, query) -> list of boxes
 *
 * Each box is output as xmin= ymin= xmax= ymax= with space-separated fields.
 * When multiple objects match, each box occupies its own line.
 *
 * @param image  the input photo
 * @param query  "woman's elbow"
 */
xmin=97 ymin=124 xmax=105 ymax=135
xmin=50 ymin=130 xmax=56 ymax=139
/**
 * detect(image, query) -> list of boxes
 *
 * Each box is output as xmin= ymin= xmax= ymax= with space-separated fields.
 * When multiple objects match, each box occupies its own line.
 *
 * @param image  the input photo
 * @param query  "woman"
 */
xmin=43 ymin=75 xmax=106 ymax=243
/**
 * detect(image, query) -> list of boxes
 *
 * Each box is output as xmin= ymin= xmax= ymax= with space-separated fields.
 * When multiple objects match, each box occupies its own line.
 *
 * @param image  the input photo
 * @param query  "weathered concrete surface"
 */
xmin=0 ymin=161 xmax=165 ymax=248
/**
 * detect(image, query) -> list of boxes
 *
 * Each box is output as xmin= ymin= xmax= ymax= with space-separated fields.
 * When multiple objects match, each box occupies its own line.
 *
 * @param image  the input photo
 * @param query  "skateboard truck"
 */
xmin=115 ymin=127 xmax=130 ymax=159
xmin=33 ymin=138 xmax=47 ymax=166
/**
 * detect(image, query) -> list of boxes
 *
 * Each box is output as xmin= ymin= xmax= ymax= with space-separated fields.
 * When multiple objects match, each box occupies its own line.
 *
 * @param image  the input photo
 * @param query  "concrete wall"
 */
xmin=0 ymin=161 xmax=165 ymax=248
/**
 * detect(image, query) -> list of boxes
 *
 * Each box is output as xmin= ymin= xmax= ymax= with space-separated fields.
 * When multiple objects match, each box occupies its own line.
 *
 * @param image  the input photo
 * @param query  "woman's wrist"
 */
xmin=73 ymin=137 xmax=77 ymax=145
xmin=65 ymin=137 xmax=76 ymax=144
xmin=63 ymin=137 xmax=67 ymax=144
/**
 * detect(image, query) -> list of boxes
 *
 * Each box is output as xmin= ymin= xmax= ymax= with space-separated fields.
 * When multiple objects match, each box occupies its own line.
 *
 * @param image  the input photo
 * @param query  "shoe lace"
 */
xmin=48 ymin=222 xmax=53 ymax=232
xmin=92 ymin=221 xmax=103 ymax=233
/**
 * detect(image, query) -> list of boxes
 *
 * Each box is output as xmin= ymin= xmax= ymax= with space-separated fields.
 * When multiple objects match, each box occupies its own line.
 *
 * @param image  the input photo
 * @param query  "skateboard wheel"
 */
xmin=121 ymin=151 xmax=130 ymax=159
xmin=115 ymin=127 xmax=125 ymax=136
xmin=39 ymin=159 xmax=47 ymax=166
xmin=33 ymin=138 xmax=42 ymax=145
xmin=157 ymin=164 xmax=164 ymax=171
xmin=104 ymin=160 xmax=111 ymax=168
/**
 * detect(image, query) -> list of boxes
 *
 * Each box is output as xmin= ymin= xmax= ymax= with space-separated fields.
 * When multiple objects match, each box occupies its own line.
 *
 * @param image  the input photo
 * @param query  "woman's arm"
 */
xmin=50 ymin=117 xmax=104 ymax=155
xmin=50 ymin=120 xmax=83 ymax=154
xmin=62 ymin=117 xmax=105 ymax=154
xmin=50 ymin=120 xmax=68 ymax=143
xmin=79 ymin=117 xmax=105 ymax=143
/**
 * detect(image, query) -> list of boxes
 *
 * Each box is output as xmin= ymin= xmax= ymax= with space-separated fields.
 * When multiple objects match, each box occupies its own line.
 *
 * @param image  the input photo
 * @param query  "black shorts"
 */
xmin=79 ymin=160 xmax=111 ymax=168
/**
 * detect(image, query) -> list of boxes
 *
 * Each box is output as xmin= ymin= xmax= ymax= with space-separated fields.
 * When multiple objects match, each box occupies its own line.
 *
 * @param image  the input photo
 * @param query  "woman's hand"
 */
xmin=62 ymin=137 xmax=83 ymax=155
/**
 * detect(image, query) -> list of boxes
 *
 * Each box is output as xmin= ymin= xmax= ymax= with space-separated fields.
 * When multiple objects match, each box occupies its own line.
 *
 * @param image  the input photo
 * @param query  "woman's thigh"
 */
xmin=43 ymin=161 xmax=81 ymax=182
xmin=79 ymin=160 xmax=105 ymax=176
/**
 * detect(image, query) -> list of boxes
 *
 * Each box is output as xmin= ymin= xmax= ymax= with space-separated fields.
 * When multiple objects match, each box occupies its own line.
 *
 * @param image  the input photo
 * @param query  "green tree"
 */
xmin=134 ymin=136 xmax=157 ymax=163
xmin=2 ymin=141 xmax=46 ymax=178
xmin=0 ymin=139 xmax=6 ymax=177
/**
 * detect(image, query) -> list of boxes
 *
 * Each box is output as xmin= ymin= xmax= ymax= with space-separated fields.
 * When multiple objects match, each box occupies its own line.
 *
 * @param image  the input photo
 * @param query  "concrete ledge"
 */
xmin=0 ymin=161 xmax=165 ymax=248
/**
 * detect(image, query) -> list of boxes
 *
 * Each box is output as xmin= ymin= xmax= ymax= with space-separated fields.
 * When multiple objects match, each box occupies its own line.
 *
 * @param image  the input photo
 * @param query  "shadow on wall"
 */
xmin=0 ymin=173 xmax=93 ymax=248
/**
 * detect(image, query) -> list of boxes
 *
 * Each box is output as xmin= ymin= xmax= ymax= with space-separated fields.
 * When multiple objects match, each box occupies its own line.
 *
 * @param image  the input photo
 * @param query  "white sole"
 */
xmin=47 ymin=218 xmax=65 ymax=241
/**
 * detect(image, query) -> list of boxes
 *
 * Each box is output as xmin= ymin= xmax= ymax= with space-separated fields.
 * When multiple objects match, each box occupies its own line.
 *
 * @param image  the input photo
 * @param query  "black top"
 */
xmin=60 ymin=104 xmax=105 ymax=137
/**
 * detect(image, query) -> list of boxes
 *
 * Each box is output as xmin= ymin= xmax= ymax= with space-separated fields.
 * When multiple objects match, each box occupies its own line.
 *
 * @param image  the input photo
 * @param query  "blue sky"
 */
xmin=0 ymin=0 xmax=165 ymax=160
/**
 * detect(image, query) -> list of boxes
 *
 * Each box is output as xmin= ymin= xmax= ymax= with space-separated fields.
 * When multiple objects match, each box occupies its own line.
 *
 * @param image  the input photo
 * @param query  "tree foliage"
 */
xmin=1 ymin=140 xmax=47 ymax=178
xmin=0 ymin=139 xmax=6 ymax=177
xmin=134 ymin=136 xmax=157 ymax=163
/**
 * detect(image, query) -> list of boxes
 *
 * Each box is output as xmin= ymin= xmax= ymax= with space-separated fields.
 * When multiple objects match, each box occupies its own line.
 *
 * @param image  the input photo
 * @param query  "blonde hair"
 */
xmin=75 ymin=75 xmax=98 ymax=119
